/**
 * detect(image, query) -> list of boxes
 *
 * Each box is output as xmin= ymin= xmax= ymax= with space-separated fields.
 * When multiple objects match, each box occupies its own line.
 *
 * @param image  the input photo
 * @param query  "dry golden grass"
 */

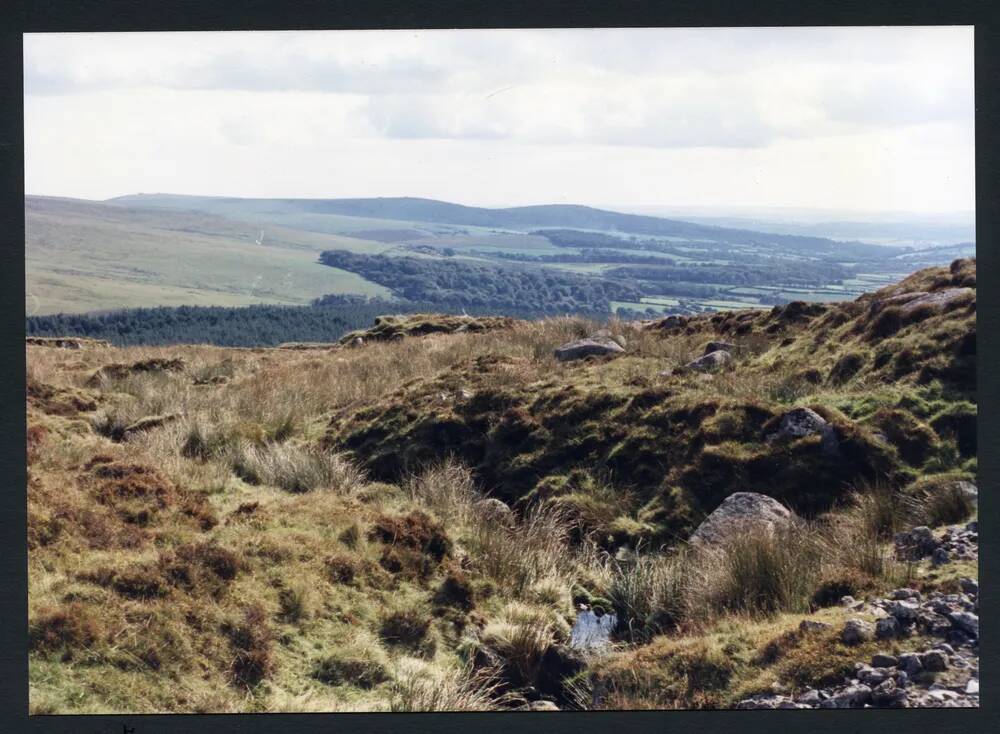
xmin=25 ymin=277 xmax=977 ymax=712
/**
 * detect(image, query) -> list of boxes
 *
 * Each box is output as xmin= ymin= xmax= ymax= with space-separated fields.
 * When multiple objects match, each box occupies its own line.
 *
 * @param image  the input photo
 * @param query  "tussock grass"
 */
xmin=227 ymin=441 xmax=363 ymax=493
xmin=26 ymin=267 xmax=977 ymax=712
xmin=388 ymin=658 xmax=509 ymax=712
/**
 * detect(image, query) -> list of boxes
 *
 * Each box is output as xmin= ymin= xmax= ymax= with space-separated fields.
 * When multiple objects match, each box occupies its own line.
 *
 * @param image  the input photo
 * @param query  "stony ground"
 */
xmin=736 ymin=520 xmax=979 ymax=709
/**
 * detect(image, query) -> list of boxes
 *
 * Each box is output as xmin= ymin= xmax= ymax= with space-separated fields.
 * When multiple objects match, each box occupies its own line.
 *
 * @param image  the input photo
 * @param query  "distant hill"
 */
xmin=111 ymin=193 xmax=875 ymax=253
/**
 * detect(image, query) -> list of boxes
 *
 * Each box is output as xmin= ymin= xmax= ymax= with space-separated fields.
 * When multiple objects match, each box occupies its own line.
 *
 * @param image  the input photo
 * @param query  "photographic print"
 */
xmin=23 ymin=27 xmax=977 ymax=713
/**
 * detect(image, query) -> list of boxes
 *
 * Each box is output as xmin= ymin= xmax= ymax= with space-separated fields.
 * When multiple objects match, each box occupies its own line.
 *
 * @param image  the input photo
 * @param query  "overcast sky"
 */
xmin=24 ymin=27 xmax=974 ymax=214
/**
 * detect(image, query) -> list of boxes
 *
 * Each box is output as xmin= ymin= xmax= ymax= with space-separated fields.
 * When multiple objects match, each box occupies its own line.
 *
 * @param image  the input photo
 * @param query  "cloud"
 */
xmin=22 ymin=28 xmax=975 ymax=212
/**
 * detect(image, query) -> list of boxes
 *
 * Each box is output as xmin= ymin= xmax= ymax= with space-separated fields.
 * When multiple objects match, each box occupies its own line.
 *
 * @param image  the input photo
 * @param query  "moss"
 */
xmin=930 ymin=402 xmax=977 ymax=457
xmin=828 ymin=351 xmax=866 ymax=384
xmin=867 ymin=408 xmax=940 ymax=467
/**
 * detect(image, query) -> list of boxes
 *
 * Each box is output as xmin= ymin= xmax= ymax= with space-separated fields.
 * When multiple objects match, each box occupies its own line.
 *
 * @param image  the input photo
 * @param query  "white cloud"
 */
xmin=23 ymin=27 xmax=974 ymax=213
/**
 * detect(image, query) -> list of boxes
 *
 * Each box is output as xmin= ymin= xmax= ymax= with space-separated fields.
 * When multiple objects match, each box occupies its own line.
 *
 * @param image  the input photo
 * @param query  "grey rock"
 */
xmin=932 ymin=547 xmax=951 ymax=566
xmin=948 ymin=611 xmax=979 ymax=638
xmin=858 ymin=667 xmax=891 ymax=686
xmin=474 ymin=498 xmax=514 ymax=526
xmin=895 ymin=526 xmax=938 ymax=560
xmin=703 ymin=340 xmax=735 ymax=355
xmin=888 ymin=599 xmax=920 ymax=622
xmin=796 ymin=689 xmax=822 ymax=705
xmin=525 ymin=700 xmax=560 ymax=711
xmin=799 ymin=619 xmax=832 ymax=634
xmin=872 ymin=653 xmax=899 ymax=668
xmin=684 ymin=349 xmax=731 ymax=372
xmin=825 ymin=684 xmax=872 ymax=708
xmin=871 ymin=288 xmax=974 ymax=320
xmin=840 ymin=595 xmax=856 ymax=607
xmin=916 ymin=611 xmax=953 ymax=636
xmin=898 ymin=652 xmax=923 ymax=675
xmin=841 ymin=619 xmax=874 ymax=646
xmin=966 ymin=678 xmax=979 ymax=695
xmin=870 ymin=678 xmax=908 ymax=708
xmin=890 ymin=588 xmax=921 ymax=601
xmin=554 ymin=338 xmax=625 ymax=362
xmin=959 ymin=577 xmax=978 ymax=596
xmin=688 ymin=492 xmax=793 ymax=546
xmin=589 ymin=330 xmax=627 ymax=349
xmin=921 ymin=650 xmax=949 ymax=672
xmin=771 ymin=407 xmax=828 ymax=440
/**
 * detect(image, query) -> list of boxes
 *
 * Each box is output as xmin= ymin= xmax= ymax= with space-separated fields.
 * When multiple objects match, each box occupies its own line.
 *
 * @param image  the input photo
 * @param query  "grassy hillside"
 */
xmin=110 ymin=194 xmax=873 ymax=250
xmin=27 ymin=260 xmax=976 ymax=712
xmin=26 ymin=196 xmax=392 ymax=315
xmin=28 ymin=195 xmax=973 ymax=320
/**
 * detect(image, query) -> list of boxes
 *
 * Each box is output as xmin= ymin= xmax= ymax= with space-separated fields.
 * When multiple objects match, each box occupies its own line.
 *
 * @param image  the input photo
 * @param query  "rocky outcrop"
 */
xmin=120 ymin=412 xmax=183 ymax=441
xmin=871 ymin=288 xmax=974 ymax=317
xmin=703 ymin=341 xmax=734 ymax=355
xmin=554 ymin=337 xmax=626 ymax=362
xmin=474 ymin=498 xmax=514 ymax=526
xmin=739 ymin=550 xmax=979 ymax=710
xmin=765 ymin=407 xmax=841 ymax=458
xmin=26 ymin=336 xmax=110 ymax=349
xmin=895 ymin=521 xmax=978 ymax=564
xmin=689 ymin=492 xmax=793 ymax=546
xmin=684 ymin=350 xmax=731 ymax=372
xmin=87 ymin=358 xmax=186 ymax=386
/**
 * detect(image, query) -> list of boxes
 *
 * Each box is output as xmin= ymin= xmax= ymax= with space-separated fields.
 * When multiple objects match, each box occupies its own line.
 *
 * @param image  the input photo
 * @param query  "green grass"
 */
xmin=26 ymin=197 xmax=392 ymax=315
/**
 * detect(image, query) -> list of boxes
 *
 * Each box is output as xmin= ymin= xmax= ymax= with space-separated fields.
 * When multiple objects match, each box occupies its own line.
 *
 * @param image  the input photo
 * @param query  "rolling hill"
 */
xmin=27 ymin=194 xmax=975 ymax=319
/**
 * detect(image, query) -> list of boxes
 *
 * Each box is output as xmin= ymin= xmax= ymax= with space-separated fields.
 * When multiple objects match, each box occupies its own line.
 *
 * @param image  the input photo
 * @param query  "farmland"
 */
xmin=27 ymin=195 xmax=974 ymax=321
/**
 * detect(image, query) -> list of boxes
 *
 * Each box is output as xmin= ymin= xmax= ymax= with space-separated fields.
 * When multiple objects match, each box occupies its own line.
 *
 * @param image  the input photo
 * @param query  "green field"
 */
xmin=26 ymin=197 xmax=392 ymax=314
xmin=27 ymin=195 xmax=972 ymax=318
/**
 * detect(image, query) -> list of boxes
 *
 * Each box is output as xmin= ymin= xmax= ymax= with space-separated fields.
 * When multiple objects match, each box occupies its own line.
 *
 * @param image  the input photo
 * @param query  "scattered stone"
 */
xmin=897 ymin=287 xmax=975 ymax=317
xmin=840 ymin=595 xmax=856 ymax=607
xmin=931 ymin=547 xmax=951 ymax=566
xmin=888 ymin=599 xmax=920 ymax=622
xmin=120 ymin=412 xmax=182 ymax=440
xmin=898 ymin=653 xmax=923 ymax=675
xmin=796 ymin=689 xmax=822 ymax=705
xmin=688 ymin=492 xmax=793 ymax=546
xmin=960 ymin=578 xmax=978 ymax=595
xmin=26 ymin=336 xmax=110 ymax=349
xmin=871 ymin=653 xmax=898 ymax=668
xmin=858 ymin=666 xmax=891 ymax=686
xmin=948 ymin=611 xmax=979 ymax=638
xmin=841 ymin=619 xmax=874 ymax=646
xmin=822 ymin=684 xmax=872 ymax=708
xmin=890 ymin=588 xmax=921 ymax=601
xmin=525 ymin=700 xmax=560 ymax=711
xmin=920 ymin=650 xmax=949 ymax=672
xmin=870 ymin=678 xmax=908 ymax=708
xmin=771 ymin=407 xmax=828 ymax=440
xmin=703 ymin=341 xmax=734 ymax=355
xmin=474 ymin=498 xmax=514 ymax=526
xmin=894 ymin=526 xmax=938 ymax=561
xmin=966 ymin=679 xmax=979 ymax=695
xmin=799 ymin=619 xmax=832 ymax=634
xmin=875 ymin=617 xmax=900 ymax=640
xmin=554 ymin=337 xmax=626 ymax=362
xmin=684 ymin=349 xmax=731 ymax=372
xmin=590 ymin=330 xmax=627 ymax=349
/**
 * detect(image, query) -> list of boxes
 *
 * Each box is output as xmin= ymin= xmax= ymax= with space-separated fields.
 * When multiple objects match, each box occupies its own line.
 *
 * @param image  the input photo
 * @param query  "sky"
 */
xmin=23 ymin=27 xmax=975 ymax=214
